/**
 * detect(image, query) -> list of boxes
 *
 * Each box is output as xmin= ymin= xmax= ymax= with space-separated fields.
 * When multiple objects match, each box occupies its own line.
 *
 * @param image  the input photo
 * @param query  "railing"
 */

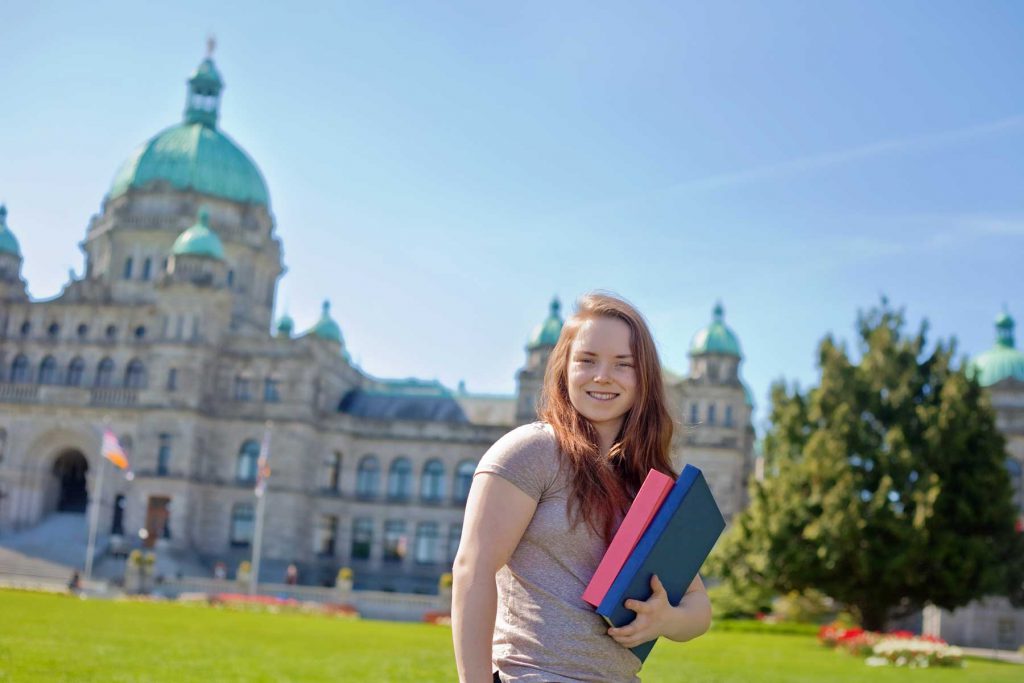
xmin=89 ymin=388 xmax=139 ymax=406
xmin=0 ymin=383 xmax=40 ymax=402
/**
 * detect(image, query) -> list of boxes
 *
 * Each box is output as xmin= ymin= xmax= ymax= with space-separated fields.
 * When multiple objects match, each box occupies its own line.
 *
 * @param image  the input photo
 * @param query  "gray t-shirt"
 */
xmin=475 ymin=422 xmax=641 ymax=683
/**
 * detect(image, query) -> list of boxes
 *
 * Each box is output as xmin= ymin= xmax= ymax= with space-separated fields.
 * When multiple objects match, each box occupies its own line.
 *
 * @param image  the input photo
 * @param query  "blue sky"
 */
xmin=3 ymin=1 xmax=1022 ymax=427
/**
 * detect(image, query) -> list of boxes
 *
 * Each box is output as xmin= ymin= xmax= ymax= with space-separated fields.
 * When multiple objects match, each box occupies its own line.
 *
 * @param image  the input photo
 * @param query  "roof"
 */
xmin=689 ymin=302 xmax=742 ymax=358
xmin=108 ymin=56 xmax=269 ymax=206
xmin=171 ymin=207 xmax=225 ymax=259
xmin=338 ymin=389 xmax=469 ymax=423
xmin=0 ymin=205 xmax=21 ymax=257
xmin=528 ymin=297 xmax=564 ymax=349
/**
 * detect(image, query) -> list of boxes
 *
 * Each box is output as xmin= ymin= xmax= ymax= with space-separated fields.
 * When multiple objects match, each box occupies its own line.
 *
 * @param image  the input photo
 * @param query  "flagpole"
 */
xmin=84 ymin=456 xmax=107 ymax=581
xmin=249 ymin=421 xmax=272 ymax=595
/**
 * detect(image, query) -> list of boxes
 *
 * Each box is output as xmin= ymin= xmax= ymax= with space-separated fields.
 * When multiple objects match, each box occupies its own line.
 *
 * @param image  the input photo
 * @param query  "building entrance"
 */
xmin=53 ymin=451 xmax=89 ymax=513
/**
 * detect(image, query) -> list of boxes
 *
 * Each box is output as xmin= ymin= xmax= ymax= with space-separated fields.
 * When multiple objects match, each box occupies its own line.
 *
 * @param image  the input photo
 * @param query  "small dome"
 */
xmin=276 ymin=313 xmax=294 ymax=336
xmin=172 ymin=207 xmax=225 ymax=259
xmin=689 ymin=302 xmax=742 ymax=358
xmin=971 ymin=308 xmax=1024 ymax=387
xmin=310 ymin=300 xmax=343 ymax=343
xmin=108 ymin=55 xmax=269 ymax=206
xmin=0 ymin=205 xmax=21 ymax=257
xmin=528 ymin=297 xmax=564 ymax=349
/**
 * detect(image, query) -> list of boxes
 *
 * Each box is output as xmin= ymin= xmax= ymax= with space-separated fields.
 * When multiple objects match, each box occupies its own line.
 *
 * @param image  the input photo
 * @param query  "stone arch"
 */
xmin=14 ymin=426 xmax=102 ymax=526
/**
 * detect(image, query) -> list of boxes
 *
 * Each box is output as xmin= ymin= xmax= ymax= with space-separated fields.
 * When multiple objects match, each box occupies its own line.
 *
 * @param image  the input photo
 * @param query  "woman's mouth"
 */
xmin=587 ymin=391 xmax=619 ymax=401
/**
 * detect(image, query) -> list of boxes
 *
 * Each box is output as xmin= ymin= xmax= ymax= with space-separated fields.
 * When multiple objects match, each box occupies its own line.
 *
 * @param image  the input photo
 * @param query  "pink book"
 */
xmin=582 ymin=468 xmax=675 ymax=607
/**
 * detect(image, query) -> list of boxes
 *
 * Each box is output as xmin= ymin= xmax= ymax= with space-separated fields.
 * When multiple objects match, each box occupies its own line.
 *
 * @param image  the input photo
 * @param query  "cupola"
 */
xmin=527 ymin=297 xmax=564 ymax=350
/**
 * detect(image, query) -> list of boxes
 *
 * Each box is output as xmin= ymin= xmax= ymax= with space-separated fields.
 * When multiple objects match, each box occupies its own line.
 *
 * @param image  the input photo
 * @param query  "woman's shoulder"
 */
xmin=476 ymin=422 xmax=560 ymax=500
xmin=494 ymin=421 xmax=557 ymax=450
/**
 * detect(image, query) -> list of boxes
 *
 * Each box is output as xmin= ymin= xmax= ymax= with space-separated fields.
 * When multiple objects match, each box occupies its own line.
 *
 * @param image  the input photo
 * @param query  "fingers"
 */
xmin=650 ymin=574 xmax=667 ymax=595
xmin=624 ymin=598 xmax=648 ymax=614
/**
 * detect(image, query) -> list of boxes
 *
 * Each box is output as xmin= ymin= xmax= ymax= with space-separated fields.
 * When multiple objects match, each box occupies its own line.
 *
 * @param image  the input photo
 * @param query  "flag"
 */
xmin=254 ymin=426 xmax=271 ymax=497
xmin=102 ymin=429 xmax=129 ymax=470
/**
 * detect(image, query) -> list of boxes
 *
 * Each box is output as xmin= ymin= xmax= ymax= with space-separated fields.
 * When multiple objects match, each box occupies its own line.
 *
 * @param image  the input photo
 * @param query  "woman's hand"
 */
xmin=607 ymin=574 xmax=712 ymax=648
xmin=606 ymin=574 xmax=673 ymax=648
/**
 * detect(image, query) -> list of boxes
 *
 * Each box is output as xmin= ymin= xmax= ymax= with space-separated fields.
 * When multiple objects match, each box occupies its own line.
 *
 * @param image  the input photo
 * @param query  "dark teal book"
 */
xmin=596 ymin=464 xmax=726 ymax=663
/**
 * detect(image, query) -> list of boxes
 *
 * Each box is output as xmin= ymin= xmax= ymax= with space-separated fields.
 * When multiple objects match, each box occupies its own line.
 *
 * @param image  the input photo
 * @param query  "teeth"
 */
xmin=589 ymin=392 xmax=617 ymax=400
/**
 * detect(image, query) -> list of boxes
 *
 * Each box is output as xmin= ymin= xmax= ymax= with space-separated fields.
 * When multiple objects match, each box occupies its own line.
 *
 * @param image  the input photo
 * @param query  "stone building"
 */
xmin=0 ymin=52 xmax=755 ymax=593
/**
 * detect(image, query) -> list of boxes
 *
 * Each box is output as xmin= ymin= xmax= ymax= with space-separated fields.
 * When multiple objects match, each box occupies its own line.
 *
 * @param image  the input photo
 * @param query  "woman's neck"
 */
xmin=594 ymin=420 xmax=624 ymax=457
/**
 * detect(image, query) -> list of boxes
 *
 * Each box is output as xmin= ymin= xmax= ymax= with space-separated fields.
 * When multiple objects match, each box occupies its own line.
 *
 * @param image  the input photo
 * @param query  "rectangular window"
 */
xmin=724 ymin=405 xmax=734 ymax=428
xmin=383 ymin=520 xmax=407 ymax=562
xmin=689 ymin=403 xmax=699 ymax=424
xmin=263 ymin=378 xmax=280 ymax=403
xmin=123 ymin=257 xmax=134 ymax=280
xmin=156 ymin=434 xmax=171 ymax=476
xmin=707 ymin=403 xmax=717 ymax=425
xmin=414 ymin=522 xmax=440 ymax=565
xmin=230 ymin=503 xmax=255 ymax=547
xmin=141 ymin=257 xmax=152 ymax=281
xmin=322 ymin=452 xmax=342 ymax=492
xmin=315 ymin=515 xmax=338 ymax=557
xmin=234 ymin=376 xmax=252 ymax=401
xmin=351 ymin=518 xmax=373 ymax=560
xmin=166 ymin=368 xmax=178 ymax=391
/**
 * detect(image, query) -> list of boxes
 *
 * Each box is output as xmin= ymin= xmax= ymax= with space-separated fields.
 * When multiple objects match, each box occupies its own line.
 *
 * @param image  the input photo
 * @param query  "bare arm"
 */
xmin=607 ymin=574 xmax=712 ymax=648
xmin=452 ymin=473 xmax=537 ymax=683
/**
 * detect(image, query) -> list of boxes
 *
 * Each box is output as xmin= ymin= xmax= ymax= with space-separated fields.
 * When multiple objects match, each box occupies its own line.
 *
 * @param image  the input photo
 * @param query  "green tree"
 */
xmin=710 ymin=300 xmax=1024 ymax=630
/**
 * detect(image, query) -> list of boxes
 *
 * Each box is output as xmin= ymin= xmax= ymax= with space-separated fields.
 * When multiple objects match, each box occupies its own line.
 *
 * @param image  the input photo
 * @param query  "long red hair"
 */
xmin=538 ymin=292 xmax=676 ymax=543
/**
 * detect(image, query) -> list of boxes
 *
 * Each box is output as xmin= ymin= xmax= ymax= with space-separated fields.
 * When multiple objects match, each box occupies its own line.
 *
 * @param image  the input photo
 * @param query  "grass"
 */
xmin=0 ymin=589 xmax=1020 ymax=682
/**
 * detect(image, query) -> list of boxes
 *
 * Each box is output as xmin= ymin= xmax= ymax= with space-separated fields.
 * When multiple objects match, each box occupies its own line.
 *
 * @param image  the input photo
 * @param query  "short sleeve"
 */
xmin=475 ymin=423 xmax=560 ymax=501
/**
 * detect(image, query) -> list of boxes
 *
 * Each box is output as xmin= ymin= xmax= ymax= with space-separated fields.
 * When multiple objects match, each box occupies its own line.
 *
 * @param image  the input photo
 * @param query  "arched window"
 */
xmin=387 ymin=457 xmax=413 ymax=500
xmin=141 ymin=257 xmax=152 ymax=281
xmin=724 ymin=404 xmax=734 ymax=428
xmin=76 ymin=323 xmax=88 ymax=339
xmin=105 ymin=325 xmax=118 ymax=341
xmin=66 ymin=357 xmax=85 ymax=386
xmin=421 ymin=459 xmax=445 ymax=502
xmin=707 ymin=403 xmax=717 ymax=426
xmin=47 ymin=323 xmax=60 ymax=339
xmin=356 ymin=455 xmax=380 ymax=498
xmin=454 ymin=460 xmax=475 ymax=503
xmin=10 ymin=354 xmax=30 ymax=383
xmin=95 ymin=358 xmax=115 ymax=387
xmin=38 ymin=356 xmax=59 ymax=385
xmin=236 ymin=440 xmax=260 ymax=482
xmin=124 ymin=359 xmax=147 ymax=389
xmin=123 ymin=257 xmax=134 ymax=280
xmin=230 ymin=503 xmax=255 ymax=547
xmin=19 ymin=321 xmax=31 ymax=337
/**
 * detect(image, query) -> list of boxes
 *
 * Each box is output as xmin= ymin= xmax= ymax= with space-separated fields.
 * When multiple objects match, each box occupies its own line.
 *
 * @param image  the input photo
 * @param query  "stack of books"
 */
xmin=583 ymin=465 xmax=726 ymax=662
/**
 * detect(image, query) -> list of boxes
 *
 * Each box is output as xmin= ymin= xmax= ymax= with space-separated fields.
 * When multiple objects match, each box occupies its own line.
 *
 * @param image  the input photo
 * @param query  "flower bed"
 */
xmin=423 ymin=610 xmax=451 ymax=626
xmin=818 ymin=624 xmax=963 ymax=668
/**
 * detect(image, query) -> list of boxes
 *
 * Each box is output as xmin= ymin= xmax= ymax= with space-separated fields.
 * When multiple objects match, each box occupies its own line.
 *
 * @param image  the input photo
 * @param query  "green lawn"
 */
xmin=0 ymin=589 xmax=1019 ymax=682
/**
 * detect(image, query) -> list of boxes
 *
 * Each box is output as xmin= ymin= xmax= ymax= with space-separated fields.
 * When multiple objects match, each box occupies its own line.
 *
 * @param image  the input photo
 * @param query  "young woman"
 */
xmin=452 ymin=293 xmax=712 ymax=683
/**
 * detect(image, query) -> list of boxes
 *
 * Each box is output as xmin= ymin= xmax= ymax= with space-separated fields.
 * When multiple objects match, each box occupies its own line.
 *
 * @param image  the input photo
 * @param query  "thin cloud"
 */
xmin=669 ymin=115 xmax=1024 ymax=193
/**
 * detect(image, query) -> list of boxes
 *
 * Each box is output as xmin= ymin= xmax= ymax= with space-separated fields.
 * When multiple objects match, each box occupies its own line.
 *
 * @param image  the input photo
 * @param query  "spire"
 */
xmin=713 ymin=301 xmax=725 ymax=323
xmin=184 ymin=41 xmax=224 ymax=128
xmin=550 ymin=296 xmax=561 ymax=318
xmin=996 ymin=306 xmax=1015 ymax=349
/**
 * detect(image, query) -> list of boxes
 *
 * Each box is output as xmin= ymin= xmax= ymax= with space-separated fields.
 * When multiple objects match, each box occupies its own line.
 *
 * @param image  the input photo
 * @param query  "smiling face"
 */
xmin=566 ymin=316 xmax=638 ymax=449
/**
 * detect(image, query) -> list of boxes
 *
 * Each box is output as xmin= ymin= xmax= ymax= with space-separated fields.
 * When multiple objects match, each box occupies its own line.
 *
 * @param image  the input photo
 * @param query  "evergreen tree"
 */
xmin=710 ymin=300 xmax=1024 ymax=630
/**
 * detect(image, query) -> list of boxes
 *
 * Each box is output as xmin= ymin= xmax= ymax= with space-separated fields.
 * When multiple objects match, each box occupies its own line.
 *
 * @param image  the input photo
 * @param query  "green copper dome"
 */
xmin=690 ymin=302 xmax=742 ymax=358
xmin=528 ymin=297 xmax=564 ymax=349
xmin=276 ymin=313 xmax=295 ymax=337
xmin=310 ymin=301 xmax=343 ymax=343
xmin=108 ymin=54 xmax=269 ymax=206
xmin=0 ymin=205 xmax=21 ymax=257
xmin=172 ymin=207 xmax=225 ymax=259
xmin=971 ymin=309 xmax=1024 ymax=387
